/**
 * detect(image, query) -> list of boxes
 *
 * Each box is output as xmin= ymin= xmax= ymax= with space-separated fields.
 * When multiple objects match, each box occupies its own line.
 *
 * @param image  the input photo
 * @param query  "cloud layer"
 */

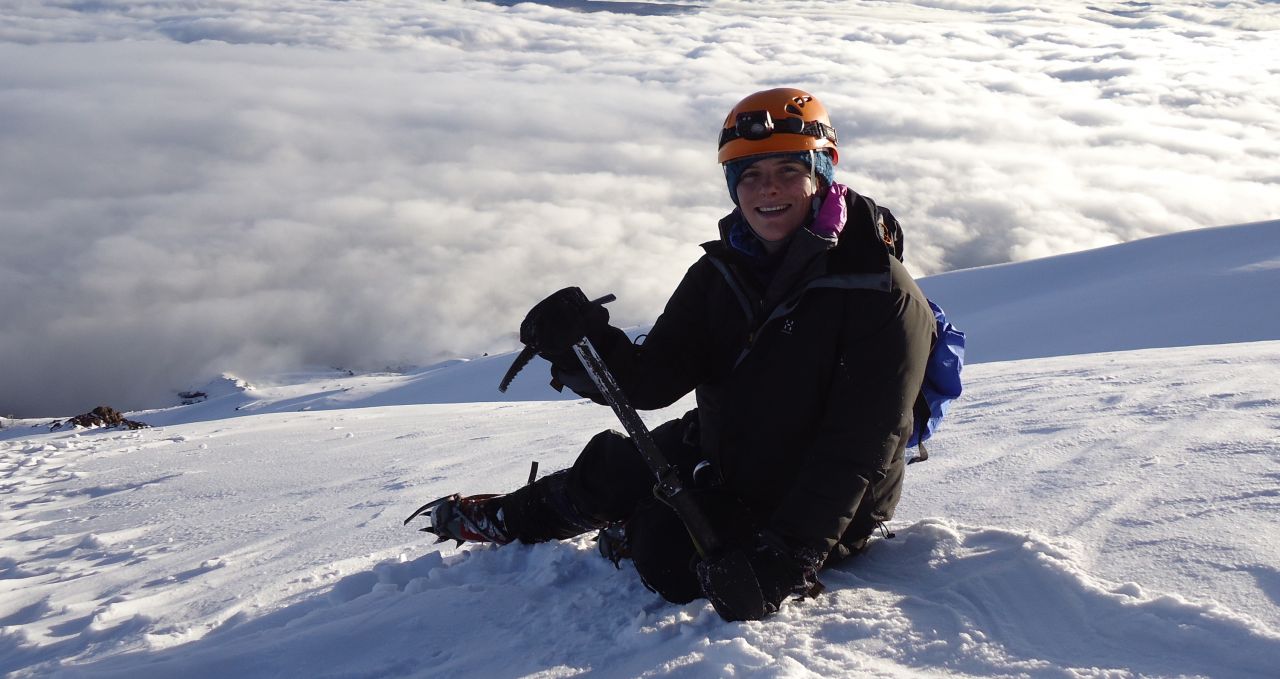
xmin=3 ymin=0 xmax=1279 ymax=416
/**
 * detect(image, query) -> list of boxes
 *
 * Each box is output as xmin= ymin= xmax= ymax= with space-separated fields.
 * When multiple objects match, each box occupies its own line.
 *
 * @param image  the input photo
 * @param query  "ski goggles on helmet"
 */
xmin=718 ymin=110 xmax=838 ymax=149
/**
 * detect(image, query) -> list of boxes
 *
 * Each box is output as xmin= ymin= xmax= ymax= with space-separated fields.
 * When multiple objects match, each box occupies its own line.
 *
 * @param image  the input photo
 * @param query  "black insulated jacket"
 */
xmin=556 ymin=190 xmax=936 ymax=561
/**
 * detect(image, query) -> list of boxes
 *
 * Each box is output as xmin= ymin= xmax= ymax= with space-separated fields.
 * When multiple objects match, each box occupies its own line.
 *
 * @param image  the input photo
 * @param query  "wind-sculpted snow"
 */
xmin=25 ymin=522 xmax=1280 ymax=678
xmin=3 ymin=341 xmax=1280 ymax=677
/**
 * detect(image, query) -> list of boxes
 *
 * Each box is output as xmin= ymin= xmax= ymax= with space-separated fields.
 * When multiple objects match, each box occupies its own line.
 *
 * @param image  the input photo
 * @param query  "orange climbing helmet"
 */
xmin=717 ymin=88 xmax=840 ymax=165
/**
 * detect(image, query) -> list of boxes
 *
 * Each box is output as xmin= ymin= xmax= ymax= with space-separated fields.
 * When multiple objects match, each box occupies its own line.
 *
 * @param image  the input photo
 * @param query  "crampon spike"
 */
xmin=403 ymin=492 xmax=512 ymax=545
xmin=403 ymin=494 xmax=456 ymax=527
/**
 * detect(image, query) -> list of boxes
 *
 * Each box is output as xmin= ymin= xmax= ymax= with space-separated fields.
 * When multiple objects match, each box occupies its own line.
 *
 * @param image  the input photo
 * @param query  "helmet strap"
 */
xmin=809 ymin=149 xmax=822 ymax=218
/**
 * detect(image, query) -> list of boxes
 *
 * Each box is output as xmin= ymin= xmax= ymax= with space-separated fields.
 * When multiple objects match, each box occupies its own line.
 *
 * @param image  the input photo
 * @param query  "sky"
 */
xmin=2 ymin=0 xmax=1279 ymax=417
xmin=2 ymin=220 xmax=1279 ymax=677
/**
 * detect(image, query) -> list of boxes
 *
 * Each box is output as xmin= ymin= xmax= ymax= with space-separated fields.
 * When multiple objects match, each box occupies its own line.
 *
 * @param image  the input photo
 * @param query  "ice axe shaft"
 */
xmin=571 ymin=335 xmax=726 ymax=559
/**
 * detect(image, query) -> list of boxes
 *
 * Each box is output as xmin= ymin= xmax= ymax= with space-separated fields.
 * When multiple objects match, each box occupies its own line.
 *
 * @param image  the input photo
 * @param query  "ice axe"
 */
xmin=497 ymin=293 xmax=765 ymax=615
xmin=495 ymin=292 xmax=724 ymax=556
xmin=567 ymin=332 xmax=731 ymax=559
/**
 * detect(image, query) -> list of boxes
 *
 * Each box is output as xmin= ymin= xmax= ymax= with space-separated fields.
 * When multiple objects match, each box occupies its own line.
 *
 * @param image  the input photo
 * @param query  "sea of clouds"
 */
xmin=2 ymin=0 xmax=1278 ymax=417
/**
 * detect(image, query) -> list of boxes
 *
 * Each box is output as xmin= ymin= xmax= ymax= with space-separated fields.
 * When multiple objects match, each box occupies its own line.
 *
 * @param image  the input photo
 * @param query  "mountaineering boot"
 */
xmin=406 ymin=469 xmax=607 ymax=545
xmin=403 ymin=493 xmax=513 ymax=545
xmin=499 ymin=469 xmax=607 ymax=543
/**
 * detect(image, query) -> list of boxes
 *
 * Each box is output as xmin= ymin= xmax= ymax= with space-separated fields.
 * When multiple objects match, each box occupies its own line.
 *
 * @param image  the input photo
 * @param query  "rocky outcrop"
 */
xmin=52 ymin=406 xmax=149 ymax=431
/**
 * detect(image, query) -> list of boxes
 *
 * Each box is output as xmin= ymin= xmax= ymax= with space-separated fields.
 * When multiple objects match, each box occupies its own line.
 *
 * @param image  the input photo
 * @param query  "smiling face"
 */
xmin=735 ymin=156 xmax=820 ymax=244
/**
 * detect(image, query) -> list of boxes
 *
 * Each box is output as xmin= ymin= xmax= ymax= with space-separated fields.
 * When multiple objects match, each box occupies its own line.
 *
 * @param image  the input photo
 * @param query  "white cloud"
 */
xmin=2 ymin=0 xmax=1279 ymax=416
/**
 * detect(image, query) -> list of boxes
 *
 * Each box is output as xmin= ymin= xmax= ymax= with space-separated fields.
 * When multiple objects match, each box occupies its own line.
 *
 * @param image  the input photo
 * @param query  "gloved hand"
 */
xmin=695 ymin=531 xmax=825 ymax=621
xmin=519 ymin=287 xmax=610 ymax=364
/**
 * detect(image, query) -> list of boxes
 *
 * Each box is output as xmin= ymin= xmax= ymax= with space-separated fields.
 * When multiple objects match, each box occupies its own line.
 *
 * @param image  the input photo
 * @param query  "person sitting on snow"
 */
xmin=410 ymin=88 xmax=936 ymax=621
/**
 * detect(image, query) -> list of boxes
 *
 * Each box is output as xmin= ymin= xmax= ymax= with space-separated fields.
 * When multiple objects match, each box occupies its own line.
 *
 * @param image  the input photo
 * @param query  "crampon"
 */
xmin=403 ymin=493 xmax=512 ymax=546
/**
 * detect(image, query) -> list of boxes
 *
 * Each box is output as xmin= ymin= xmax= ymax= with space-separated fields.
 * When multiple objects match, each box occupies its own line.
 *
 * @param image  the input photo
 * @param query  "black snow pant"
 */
xmin=499 ymin=410 xmax=722 ymax=604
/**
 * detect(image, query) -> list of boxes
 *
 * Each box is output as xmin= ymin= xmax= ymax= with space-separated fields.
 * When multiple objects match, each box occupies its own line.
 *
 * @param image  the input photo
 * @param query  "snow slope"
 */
xmin=919 ymin=219 xmax=1280 ymax=363
xmin=2 ymin=222 xmax=1280 ymax=678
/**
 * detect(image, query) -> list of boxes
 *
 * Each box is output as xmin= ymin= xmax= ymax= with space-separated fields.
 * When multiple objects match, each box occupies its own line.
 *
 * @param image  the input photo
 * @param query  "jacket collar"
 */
xmin=704 ymin=208 xmax=837 ymax=314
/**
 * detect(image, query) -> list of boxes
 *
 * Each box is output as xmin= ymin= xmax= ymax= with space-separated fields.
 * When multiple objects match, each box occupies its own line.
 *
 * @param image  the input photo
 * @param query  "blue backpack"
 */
xmin=907 ymin=299 xmax=965 ymax=461
xmin=872 ymin=201 xmax=965 ymax=461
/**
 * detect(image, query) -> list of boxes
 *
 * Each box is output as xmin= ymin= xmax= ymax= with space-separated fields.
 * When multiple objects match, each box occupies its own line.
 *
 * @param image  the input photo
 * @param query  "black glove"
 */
xmin=519 ymin=287 xmax=610 ymax=363
xmin=695 ymin=531 xmax=825 ymax=622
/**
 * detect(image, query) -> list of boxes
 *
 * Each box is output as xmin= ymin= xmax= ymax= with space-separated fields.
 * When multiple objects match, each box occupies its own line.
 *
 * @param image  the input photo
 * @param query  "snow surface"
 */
xmin=3 ymin=221 xmax=1280 ymax=677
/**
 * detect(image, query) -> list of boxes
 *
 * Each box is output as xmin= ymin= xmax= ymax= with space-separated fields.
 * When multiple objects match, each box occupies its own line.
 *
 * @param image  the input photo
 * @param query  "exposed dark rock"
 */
xmin=52 ymin=406 xmax=150 ymax=431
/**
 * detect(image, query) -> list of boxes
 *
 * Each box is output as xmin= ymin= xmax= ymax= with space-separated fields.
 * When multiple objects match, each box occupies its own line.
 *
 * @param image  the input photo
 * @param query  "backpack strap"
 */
xmin=877 ymin=205 xmax=904 ymax=262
